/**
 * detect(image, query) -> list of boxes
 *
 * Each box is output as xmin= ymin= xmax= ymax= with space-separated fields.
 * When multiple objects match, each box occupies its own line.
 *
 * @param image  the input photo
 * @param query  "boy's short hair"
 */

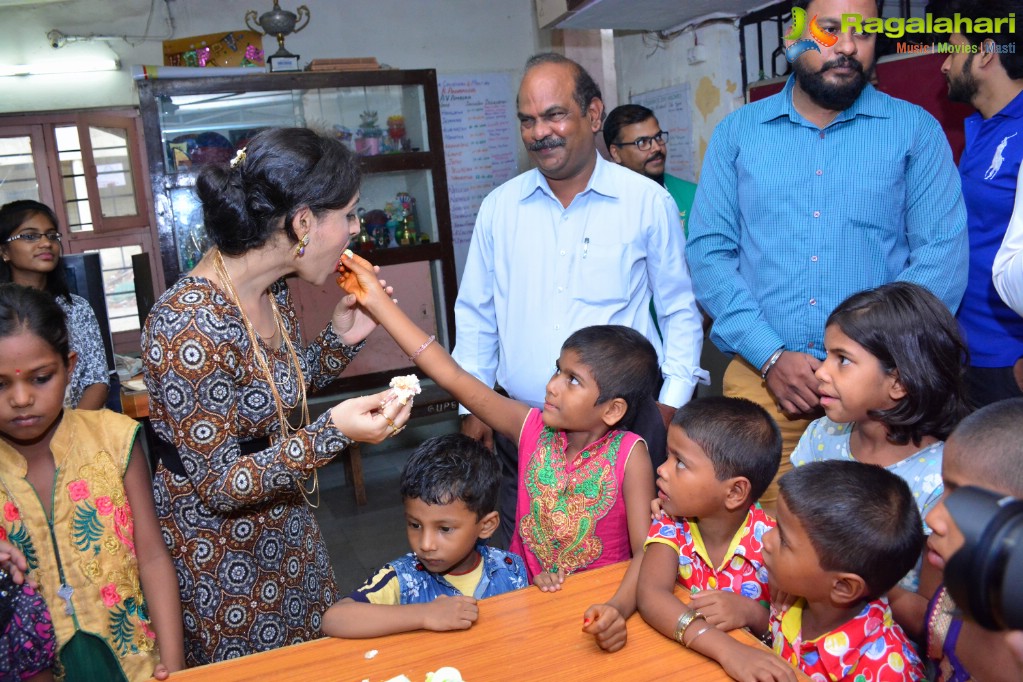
xmin=561 ymin=325 xmax=660 ymax=430
xmin=930 ymin=0 xmax=1023 ymax=79
xmin=671 ymin=396 xmax=782 ymax=503
xmin=946 ymin=398 xmax=1023 ymax=498
xmin=399 ymin=433 xmax=499 ymax=519
xmin=779 ymin=460 xmax=924 ymax=600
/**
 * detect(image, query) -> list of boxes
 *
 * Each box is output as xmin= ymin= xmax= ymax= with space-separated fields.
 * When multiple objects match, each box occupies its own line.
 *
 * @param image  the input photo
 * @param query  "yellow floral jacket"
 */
xmin=0 ymin=409 xmax=159 ymax=681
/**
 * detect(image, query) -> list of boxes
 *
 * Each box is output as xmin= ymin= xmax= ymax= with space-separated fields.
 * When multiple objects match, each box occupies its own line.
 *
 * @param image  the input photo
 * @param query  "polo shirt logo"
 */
xmin=985 ymin=132 xmax=1018 ymax=180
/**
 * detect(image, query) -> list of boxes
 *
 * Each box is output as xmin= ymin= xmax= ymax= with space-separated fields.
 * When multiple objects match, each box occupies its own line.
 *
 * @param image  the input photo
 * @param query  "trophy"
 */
xmin=245 ymin=1 xmax=310 ymax=72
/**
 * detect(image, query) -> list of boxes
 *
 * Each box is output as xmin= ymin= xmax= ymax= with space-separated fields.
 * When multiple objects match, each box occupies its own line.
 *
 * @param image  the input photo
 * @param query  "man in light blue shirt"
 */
xmin=686 ymin=0 xmax=968 ymax=508
xmin=453 ymin=53 xmax=706 ymax=546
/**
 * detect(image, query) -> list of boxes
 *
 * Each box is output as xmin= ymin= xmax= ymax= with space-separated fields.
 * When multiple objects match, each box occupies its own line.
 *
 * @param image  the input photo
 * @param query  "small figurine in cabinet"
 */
xmin=362 ymin=208 xmax=391 ymax=248
xmin=386 ymin=115 xmax=407 ymax=153
xmin=395 ymin=192 xmax=421 ymax=244
xmin=355 ymin=110 xmax=383 ymax=156
xmin=353 ymin=209 xmax=374 ymax=254
xmin=332 ymin=124 xmax=354 ymax=151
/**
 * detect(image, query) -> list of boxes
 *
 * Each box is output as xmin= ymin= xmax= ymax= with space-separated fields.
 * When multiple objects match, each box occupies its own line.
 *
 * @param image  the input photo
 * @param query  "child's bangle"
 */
xmin=408 ymin=335 xmax=436 ymax=362
xmin=683 ymin=623 xmax=713 ymax=649
xmin=673 ymin=609 xmax=704 ymax=644
xmin=927 ymin=586 xmax=956 ymax=660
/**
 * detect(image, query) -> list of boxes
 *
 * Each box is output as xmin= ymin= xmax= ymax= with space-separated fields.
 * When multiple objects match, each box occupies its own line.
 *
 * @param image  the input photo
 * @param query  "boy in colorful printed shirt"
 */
xmin=642 ymin=397 xmax=780 ymax=630
xmin=630 ymin=397 xmax=799 ymax=682
xmin=766 ymin=461 xmax=926 ymax=681
xmin=321 ymin=434 xmax=527 ymax=638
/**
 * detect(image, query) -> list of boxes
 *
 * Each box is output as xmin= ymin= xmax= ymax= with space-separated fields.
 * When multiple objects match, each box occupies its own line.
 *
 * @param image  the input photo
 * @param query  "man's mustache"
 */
xmin=645 ymin=152 xmax=665 ymax=165
xmin=822 ymin=56 xmax=863 ymax=73
xmin=528 ymin=136 xmax=566 ymax=152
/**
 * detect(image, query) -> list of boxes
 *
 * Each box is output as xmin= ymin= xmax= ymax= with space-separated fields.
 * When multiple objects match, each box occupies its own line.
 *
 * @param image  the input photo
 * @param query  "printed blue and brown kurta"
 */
xmin=142 ymin=276 xmax=360 ymax=666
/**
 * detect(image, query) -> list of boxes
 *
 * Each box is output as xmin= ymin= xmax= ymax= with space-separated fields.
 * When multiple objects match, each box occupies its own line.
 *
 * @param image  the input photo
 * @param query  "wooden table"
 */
xmin=120 ymin=382 xmax=150 ymax=420
xmin=158 ymin=561 xmax=798 ymax=682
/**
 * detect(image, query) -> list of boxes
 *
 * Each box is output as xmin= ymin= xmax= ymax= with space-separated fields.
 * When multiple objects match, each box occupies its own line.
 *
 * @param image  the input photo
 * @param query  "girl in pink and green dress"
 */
xmin=337 ymin=252 xmax=657 ymax=641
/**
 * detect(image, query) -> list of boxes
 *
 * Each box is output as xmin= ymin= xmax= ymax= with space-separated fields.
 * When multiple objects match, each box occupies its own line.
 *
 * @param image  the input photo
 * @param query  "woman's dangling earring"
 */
xmin=295 ymin=233 xmax=310 ymax=257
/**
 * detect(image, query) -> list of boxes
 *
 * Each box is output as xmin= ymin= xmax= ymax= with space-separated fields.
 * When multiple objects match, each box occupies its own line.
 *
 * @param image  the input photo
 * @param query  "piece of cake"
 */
xmin=336 ymin=248 xmax=355 ymax=273
xmin=389 ymin=374 xmax=422 ymax=406
xmin=335 ymin=249 xmax=357 ymax=289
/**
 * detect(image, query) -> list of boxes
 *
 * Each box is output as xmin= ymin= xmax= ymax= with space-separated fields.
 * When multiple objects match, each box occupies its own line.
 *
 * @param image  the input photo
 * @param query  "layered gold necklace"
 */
xmin=211 ymin=248 xmax=318 ymax=507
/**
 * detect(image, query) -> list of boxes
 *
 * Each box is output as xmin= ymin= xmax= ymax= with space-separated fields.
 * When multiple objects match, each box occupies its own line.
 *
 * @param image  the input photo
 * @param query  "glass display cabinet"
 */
xmin=136 ymin=69 xmax=456 ymax=391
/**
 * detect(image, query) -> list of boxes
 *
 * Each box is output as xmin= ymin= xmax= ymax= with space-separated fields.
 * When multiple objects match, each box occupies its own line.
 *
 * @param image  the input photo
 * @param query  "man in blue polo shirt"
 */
xmin=941 ymin=0 xmax=1023 ymax=407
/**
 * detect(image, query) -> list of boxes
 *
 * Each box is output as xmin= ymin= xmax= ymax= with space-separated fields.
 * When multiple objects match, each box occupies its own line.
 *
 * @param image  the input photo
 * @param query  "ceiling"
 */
xmin=546 ymin=0 xmax=778 ymax=31
xmin=0 ymin=0 xmax=66 ymax=5
xmin=1 ymin=0 xmax=160 ymax=34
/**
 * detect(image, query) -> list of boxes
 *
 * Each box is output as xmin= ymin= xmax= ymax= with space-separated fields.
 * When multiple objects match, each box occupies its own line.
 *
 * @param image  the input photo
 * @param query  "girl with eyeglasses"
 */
xmin=0 ymin=200 xmax=110 ymax=409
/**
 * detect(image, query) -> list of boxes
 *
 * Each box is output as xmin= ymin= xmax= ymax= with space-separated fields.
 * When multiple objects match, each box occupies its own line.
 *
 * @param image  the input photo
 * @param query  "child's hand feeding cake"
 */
xmin=335 ymin=249 xmax=355 ymax=289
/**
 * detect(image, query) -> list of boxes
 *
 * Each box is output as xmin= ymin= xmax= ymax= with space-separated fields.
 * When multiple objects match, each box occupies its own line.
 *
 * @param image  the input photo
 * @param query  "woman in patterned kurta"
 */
xmin=142 ymin=128 xmax=411 ymax=665
xmin=0 ymin=200 xmax=110 ymax=409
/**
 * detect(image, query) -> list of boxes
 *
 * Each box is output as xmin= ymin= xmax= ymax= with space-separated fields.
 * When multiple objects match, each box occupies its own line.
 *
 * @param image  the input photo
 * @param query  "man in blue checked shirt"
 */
xmin=686 ymin=0 xmax=968 ymax=510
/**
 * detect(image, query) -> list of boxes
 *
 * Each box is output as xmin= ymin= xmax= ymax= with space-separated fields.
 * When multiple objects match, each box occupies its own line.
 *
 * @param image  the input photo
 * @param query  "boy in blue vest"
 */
xmin=321 ymin=434 xmax=528 ymax=638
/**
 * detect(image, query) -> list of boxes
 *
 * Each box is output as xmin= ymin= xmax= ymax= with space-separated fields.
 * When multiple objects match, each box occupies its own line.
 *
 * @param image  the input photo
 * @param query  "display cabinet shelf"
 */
xmin=137 ymin=68 xmax=456 ymax=391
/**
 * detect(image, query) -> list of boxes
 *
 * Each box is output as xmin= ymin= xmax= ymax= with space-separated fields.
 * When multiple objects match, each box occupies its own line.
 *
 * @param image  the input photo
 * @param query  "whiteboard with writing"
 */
xmin=632 ymin=83 xmax=696 ymax=183
xmin=438 ymin=73 xmax=520 ymax=282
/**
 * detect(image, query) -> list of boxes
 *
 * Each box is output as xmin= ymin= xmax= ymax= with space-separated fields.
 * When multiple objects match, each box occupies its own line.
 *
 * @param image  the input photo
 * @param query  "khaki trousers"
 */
xmin=722 ymin=357 xmax=814 ymax=514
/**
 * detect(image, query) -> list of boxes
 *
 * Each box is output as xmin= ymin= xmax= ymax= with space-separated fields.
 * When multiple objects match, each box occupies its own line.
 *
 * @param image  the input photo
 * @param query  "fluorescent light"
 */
xmin=0 ymin=57 xmax=119 ymax=77
xmin=0 ymin=0 xmax=68 ymax=6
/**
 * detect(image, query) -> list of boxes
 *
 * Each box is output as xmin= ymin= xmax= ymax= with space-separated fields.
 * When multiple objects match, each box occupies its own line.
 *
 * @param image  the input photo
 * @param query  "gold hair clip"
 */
xmin=230 ymin=147 xmax=247 ymax=169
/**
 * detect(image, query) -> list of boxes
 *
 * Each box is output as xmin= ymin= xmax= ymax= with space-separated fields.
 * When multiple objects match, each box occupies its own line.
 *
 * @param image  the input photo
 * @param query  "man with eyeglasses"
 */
xmin=453 ymin=53 xmax=707 ymax=548
xmin=604 ymin=104 xmax=697 ymax=234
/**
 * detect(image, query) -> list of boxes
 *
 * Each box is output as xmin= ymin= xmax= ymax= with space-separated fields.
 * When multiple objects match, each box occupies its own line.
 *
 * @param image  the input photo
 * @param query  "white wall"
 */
xmin=0 ymin=0 xmax=545 ymax=114
xmin=3 ymin=0 xmax=751 ymax=179
xmin=614 ymin=22 xmax=745 ymax=181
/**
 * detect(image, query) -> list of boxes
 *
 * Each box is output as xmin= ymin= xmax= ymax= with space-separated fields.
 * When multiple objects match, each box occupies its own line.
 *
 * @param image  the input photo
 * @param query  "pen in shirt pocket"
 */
xmin=583 ymin=237 xmax=589 ymax=259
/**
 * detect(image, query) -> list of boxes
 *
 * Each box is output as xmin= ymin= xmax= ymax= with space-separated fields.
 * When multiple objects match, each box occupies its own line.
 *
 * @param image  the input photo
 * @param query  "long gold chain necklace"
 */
xmin=211 ymin=248 xmax=319 ymax=507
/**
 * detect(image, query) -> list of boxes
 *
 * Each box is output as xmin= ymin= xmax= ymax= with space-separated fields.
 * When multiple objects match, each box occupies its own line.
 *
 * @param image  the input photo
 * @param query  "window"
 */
xmin=55 ymin=125 xmax=94 ymax=232
xmin=0 ymin=134 xmax=42 ymax=202
xmin=87 ymin=244 xmax=143 ymax=333
xmin=0 ymin=125 xmax=53 ymax=207
xmin=0 ymin=110 xmax=160 ymax=354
